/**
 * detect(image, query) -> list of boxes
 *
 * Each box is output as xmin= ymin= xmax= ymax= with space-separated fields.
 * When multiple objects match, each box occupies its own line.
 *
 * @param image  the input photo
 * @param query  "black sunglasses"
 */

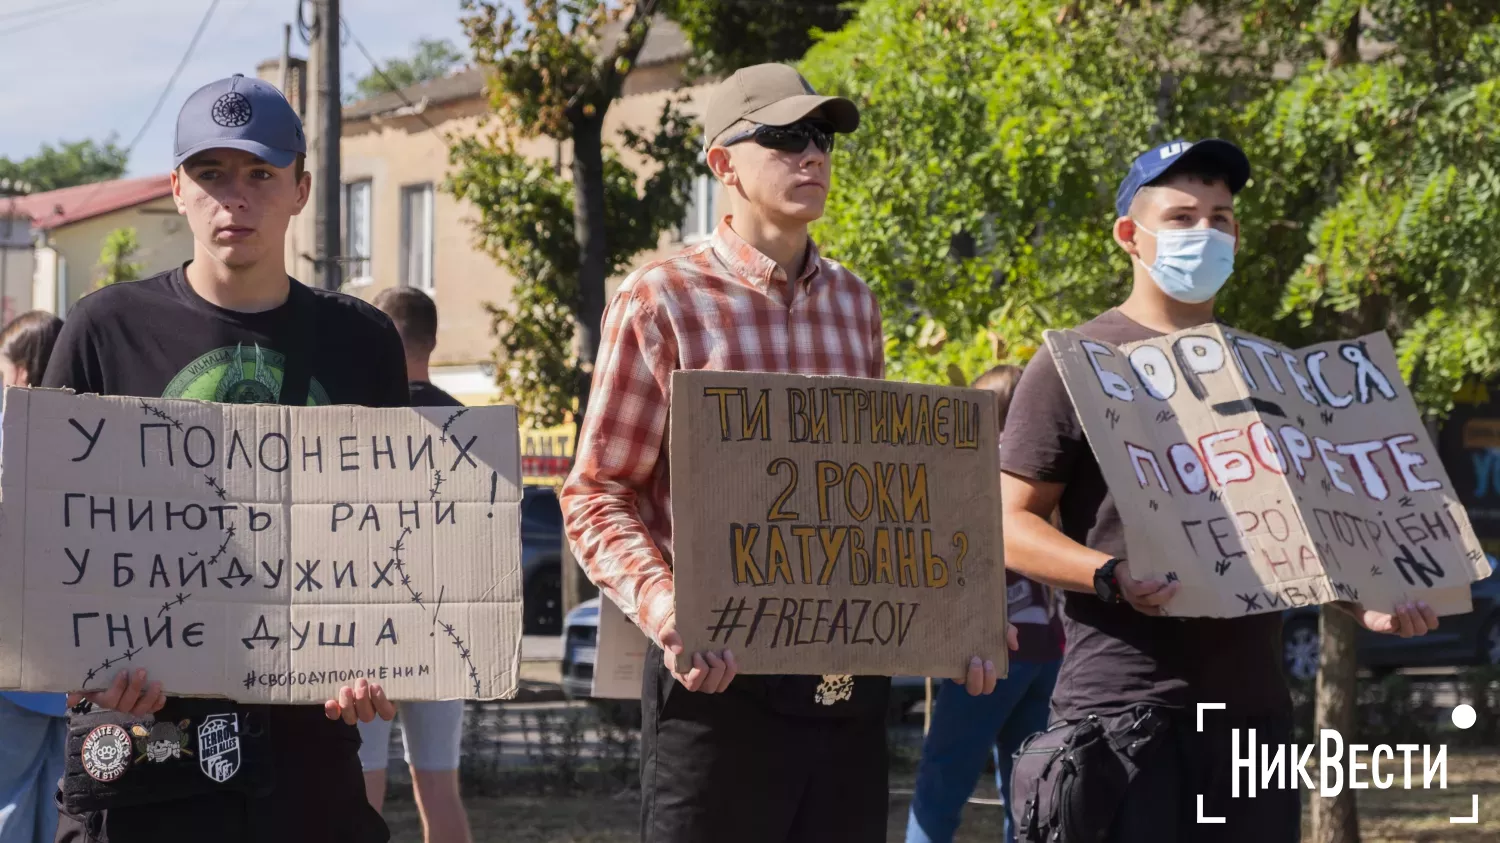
xmin=722 ymin=120 xmax=837 ymax=154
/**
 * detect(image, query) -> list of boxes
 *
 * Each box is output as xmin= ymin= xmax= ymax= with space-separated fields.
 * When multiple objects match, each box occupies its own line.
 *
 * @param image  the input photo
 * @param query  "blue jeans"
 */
xmin=0 ymin=695 xmax=66 ymax=843
xmin=905 ymin=659 xmax=1061 ymax=843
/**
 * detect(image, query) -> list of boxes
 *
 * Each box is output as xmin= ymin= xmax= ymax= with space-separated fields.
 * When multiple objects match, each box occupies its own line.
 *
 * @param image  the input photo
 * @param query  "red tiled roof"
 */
xmin=6 ymin=175 xmax=173 ymax=231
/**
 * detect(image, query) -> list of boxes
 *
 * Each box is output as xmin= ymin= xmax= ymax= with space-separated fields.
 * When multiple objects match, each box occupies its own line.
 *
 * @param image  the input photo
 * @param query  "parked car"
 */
xmin=520 ymin=485 xmax=565 ymax=636
xmin=562 ymin=597 xmax=929 ymax=723
xmin=1281 ymin=555 xmax=1500 ymax=681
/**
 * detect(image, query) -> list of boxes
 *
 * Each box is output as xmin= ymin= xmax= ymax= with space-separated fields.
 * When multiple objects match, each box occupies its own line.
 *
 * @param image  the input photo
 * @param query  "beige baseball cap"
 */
xmin=703 ymin=63 xmax=859 ymax=147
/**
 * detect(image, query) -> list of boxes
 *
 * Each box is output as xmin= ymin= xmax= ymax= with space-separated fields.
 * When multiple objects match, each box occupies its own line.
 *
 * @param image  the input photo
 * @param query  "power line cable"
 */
xmin=61 ymin=0 xmax=223 ymax=219
xmin=340 ymin=14 xmax=451 ymax=140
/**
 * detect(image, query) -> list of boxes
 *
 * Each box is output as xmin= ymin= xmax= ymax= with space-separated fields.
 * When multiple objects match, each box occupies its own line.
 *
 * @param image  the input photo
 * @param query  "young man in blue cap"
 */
xmin=45 ymin=74 xmax=403 ymax=843
xmin=999 ymin=139 xmax=1441 ymax=842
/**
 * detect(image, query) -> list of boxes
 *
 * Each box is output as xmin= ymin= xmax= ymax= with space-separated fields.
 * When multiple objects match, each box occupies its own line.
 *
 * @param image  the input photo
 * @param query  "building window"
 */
xmin=343 ymin=180 xmax=372 ymax=285
xmin=679 ymin=173 xmax=717 ymax=243
xmin=400 ymin=183 xmax=434 ymax=290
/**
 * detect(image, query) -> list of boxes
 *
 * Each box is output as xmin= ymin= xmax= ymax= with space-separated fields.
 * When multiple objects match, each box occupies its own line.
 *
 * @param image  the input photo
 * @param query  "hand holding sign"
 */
xmin=1116 ymin=560 xmax=1182 ymax=617
xmin=324 ymin=677 xmax=396 ymax=724
xmin=660 ymin=611 xmax=739 ymax=694
xmin=1350 ymin=600 xmax=1439 ymax=638
xmin=66 ymin=668 xmax=167 ymax=717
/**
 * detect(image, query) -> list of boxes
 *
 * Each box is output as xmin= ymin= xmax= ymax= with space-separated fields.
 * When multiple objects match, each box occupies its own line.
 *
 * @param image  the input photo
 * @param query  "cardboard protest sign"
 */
xmin=591 ymin=598 xmax=647 ymax=700
xmin=0 ymin=389 xmax=523 ymax=703
xmin=669 ymin=371 xmax=1007 ymax=679
xmin=1045 ymin=326 xmax=1489 ymax=618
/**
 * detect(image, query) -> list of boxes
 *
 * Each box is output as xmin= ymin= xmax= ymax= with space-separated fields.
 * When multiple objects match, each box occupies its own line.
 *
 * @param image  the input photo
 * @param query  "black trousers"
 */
xmin=1108 ymin=710 xmax=1301 ymax=843
xmin=639 ymin=645 xmax=890 ymax=843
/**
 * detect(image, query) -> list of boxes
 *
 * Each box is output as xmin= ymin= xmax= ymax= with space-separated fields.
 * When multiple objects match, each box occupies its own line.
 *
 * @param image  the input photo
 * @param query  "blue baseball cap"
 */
xmin=1114 ymin=138 xmax=1250 ymax=218
xmin=173 ymin=74 xmax=306 ymax=169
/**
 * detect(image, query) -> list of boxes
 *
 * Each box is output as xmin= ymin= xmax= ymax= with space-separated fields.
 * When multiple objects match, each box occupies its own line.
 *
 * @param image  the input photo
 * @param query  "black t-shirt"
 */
xmin=408 ymin=380 xmax=462 ymax=408
xmin=43 ymin=265 xmax=406 ymax=842
xmin=1001 ymin=309 xmax=1290 ymax=720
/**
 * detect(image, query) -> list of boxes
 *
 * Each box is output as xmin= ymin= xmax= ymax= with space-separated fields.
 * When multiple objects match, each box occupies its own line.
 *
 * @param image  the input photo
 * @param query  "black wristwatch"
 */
xmin=1094 ymin=558 xmax=1125 ymax=603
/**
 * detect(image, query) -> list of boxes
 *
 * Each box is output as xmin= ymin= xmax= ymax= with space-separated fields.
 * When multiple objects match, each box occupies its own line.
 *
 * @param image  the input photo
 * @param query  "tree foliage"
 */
xmin=0 ymin=138 xmax=128 ymax=193
xmin=95 ymin=227 xmax=142 ymax=288
xmin=803 ymin=0 xmax=1500 ymax=416
xmin=663 ymin=0 xmax=865 ymax=75
xmin=349 ymin=38 xmax=465 ymax=102
xmin=452 ymin=0 xmax=699 ymax=427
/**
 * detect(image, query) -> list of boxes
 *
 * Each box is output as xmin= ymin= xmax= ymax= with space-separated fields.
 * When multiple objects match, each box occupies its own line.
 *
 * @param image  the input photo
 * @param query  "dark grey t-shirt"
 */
xmin=1001 ymin=309 xmax=1291 ymax=720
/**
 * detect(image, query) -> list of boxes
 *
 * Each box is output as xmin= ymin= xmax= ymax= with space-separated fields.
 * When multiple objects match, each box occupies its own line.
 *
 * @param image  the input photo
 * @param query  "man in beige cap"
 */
xmin=562 ymin=63 xmax=1013 ymax=842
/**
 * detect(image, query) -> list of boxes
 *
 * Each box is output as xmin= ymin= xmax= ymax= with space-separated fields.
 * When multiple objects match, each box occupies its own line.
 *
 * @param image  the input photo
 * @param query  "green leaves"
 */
xmin=95 ymin=227 xmax=142 ymax=289
xmin=348 ymin=38 xmax=465 ymax=103
xmin=806 ymin=0 xmax=1500 ymax=412
xmin=0 ymin=137 xmax=127 ymax=193
xmin=449 ymin=0 xmax=700 ymax=425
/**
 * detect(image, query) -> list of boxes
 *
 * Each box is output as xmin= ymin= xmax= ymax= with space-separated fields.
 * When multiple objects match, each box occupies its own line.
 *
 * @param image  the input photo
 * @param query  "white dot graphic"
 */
xmin=1452 ymin=704 xmax=1477 ymax=731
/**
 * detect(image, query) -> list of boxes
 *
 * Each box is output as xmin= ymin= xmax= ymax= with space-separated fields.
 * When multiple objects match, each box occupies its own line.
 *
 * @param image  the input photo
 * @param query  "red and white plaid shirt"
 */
xmin=561 ymin=219 xmax=885 ymax=644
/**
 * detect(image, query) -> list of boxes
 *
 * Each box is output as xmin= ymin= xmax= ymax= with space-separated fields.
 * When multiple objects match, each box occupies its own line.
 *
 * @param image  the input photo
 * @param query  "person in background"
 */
xmin=0 ymin=311 xmax=66 ymax=843
xmin=906 ymin=363 xmax=1064 ymax=843
xmin=363 ymin=287 xmax=472 ymax=843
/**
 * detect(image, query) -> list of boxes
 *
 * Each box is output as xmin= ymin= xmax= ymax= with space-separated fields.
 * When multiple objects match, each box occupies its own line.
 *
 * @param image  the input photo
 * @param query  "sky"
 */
xmin=0 ymin=0 xmax=500 ymax=177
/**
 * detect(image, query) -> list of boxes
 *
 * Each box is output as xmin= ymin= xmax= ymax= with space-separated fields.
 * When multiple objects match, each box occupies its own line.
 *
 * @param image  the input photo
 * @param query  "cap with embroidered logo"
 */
xmin=1115 ymin=139 xmax=1250 ymax=218
xmin=173 ymin=74 xmax=306 ymax=170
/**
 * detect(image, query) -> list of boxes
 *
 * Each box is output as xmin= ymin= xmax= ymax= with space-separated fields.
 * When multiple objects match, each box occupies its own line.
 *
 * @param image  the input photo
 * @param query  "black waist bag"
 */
xmin=1010 ymin=706 xmax=1170 ymax=843
xmin=61 ymin=701 xmax=274 ymax=815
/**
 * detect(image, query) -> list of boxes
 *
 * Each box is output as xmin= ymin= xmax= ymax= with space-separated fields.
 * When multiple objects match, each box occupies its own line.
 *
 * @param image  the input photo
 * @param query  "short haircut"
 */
xmin=972 ymin=363 xmax=1024 ymax=432
xmin=0 ymin=310 xmax=64 ymax=385
xmin=373 ymin=286 xmax=438 ymax=355
xmin=1129 ymin=161 xmax=1232 ymax=216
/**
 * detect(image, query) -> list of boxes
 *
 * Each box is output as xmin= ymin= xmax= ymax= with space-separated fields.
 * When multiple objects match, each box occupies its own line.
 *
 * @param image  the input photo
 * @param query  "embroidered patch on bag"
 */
xmin=197 ymin=714 xmax=242 ymax=783
xmin=81 ymin=724 xmax=132 ymax=782
xmin=132 ymin=719 xmax=193 ymax=763
xmin=814 ymin=674 xmax=854 ymax=705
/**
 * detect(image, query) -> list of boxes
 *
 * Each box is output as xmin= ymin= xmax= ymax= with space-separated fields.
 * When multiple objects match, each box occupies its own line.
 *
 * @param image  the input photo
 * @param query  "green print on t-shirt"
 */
xmin=160 ymin=343 xmax=330 ymax=405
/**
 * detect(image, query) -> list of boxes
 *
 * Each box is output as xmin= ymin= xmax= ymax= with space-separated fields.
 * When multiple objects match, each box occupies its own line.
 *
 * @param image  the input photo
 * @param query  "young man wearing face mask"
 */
xmin=562 ymin=63 xmax=1013 ymax=843
xmin=999 ymin=140 xmax=1440 ymax=842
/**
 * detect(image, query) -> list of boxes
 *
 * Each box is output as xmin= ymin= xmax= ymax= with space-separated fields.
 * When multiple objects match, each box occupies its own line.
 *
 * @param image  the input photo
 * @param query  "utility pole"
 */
xmin=309 ymin=0 xmax=341 ymax=291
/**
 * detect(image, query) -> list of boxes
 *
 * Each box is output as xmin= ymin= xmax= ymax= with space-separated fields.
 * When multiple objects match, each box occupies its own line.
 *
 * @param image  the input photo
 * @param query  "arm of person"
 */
xmin=998 ymin=343 xmax=1178 ymax=616
xmin=561 ymin=285 xmax=735 ymax=694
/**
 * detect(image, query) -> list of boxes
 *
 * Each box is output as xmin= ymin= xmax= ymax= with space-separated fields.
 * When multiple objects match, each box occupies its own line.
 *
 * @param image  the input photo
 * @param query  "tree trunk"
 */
xmin=1310 ymin=12 xmax=1367 ymax=840
xmin=1312 ymin=606 xmax=1361 ymax=842
xmin=560 ymin=113 xmax=610 ymax=622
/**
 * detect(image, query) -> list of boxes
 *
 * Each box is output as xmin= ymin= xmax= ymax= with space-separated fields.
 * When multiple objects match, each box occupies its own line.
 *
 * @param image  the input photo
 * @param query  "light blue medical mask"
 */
xmin=1132 ymin=223 xmax=1237 ymax=304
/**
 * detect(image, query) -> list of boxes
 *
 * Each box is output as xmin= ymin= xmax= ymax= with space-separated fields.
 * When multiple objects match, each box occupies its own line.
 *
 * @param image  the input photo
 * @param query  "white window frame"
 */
xmin=679 ymin=173 xmax=717 ymax=243
xmin=400 ymin=183 xmax=435 ymax=291
xmin=343 ymin=179 xmax=373 ymax=286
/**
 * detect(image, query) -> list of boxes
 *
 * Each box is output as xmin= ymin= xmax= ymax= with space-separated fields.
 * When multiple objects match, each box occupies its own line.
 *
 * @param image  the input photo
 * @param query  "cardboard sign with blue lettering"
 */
xmin=1045 ymin=326 xmax=1488 ymax=617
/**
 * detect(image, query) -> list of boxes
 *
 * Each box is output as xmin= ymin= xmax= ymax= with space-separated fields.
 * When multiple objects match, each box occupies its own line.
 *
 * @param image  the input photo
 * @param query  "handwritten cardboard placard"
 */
xmin=1045 ymin=326 xmax=1489 ymax=618
xmin=591 ymin=598 xmax=647 ymax=700
xmin=0 ymin=388 xmax=524 ymax=703
xmin=669 ymin=371 xmax=1007 ymax=679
